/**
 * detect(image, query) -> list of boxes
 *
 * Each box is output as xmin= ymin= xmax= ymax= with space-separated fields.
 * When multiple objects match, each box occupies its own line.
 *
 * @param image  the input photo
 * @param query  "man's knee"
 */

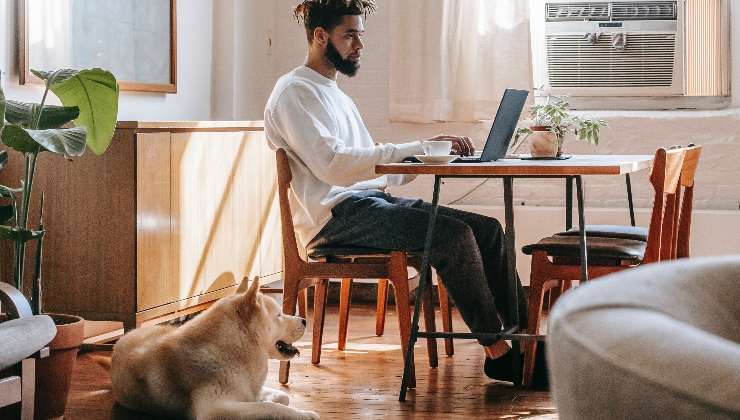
xmin=485 ymin=216 xmax=503 ymax=232
xmin=436 ymin=219 xmax=477 ymax=250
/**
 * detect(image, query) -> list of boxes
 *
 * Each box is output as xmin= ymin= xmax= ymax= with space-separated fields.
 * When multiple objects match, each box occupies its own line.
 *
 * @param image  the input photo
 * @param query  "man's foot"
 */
xmin=483 ymin=348 xmax=522 ymax=383
xmin=531 ymin=342 xmax=549 ymax=390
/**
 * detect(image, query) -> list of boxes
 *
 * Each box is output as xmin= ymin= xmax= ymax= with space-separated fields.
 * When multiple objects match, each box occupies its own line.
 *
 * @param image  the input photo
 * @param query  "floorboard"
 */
xmin=65 ymin=304 xmax=556 ymax=419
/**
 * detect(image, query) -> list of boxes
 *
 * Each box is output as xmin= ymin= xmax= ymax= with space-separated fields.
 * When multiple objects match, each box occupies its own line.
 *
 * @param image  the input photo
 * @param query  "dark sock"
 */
xmin=483 ymin=348 xmax=522 ymax=382
xmin=532 ymin=342 xmax=549 ymax=390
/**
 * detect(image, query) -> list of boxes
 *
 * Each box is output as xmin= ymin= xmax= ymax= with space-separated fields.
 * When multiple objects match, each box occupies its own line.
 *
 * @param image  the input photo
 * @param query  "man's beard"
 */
xmin=326 ymin=40 xmax=360 ymax=77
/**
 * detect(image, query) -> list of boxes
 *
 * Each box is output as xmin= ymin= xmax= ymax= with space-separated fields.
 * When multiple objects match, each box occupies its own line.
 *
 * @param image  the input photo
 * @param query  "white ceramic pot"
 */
xmin=528 ymin=126 xmax=560 ymax=157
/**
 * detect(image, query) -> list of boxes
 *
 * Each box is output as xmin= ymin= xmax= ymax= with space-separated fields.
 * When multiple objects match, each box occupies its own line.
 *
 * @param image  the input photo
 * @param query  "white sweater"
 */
xmin=264 ymin=66 xmax=423 ymax=249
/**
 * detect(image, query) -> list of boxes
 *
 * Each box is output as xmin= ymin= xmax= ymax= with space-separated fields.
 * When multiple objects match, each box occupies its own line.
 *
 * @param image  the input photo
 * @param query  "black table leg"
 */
xmin=576 ymin=176 xmax=589 ymax=282
xmin=503 ymin=177 xmax=522 ymax=386
xmin=626 ymin=173 xmax=636 ymax=226
xmin=503 ymin=177 xmax=518 ymax=327
xmin=399 ymin=175 xmax=442 ymax=402
xmin=566 ymin=176 xmax=574 ymax=230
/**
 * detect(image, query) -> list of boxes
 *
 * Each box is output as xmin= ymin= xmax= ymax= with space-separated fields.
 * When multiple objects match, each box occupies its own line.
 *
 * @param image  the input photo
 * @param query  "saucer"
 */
xmin=414 ymin=154 xmax=457 ymax=165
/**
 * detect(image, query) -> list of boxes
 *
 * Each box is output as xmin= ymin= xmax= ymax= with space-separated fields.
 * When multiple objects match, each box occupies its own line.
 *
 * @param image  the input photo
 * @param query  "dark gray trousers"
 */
xmin=307 ymin=190 xmax=527 ymax=346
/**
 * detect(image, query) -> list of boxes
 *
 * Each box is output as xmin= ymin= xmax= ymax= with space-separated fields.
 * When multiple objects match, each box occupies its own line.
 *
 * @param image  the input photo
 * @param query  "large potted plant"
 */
xmin=0 ymin=69 xmax=118 ymax=419
xmin=514 ymin=94 xmax=606 ymax=158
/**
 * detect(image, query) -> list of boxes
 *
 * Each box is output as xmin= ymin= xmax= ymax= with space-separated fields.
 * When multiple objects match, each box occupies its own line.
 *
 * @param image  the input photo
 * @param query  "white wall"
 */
xmin=250 ymin=1 xmax=740 ymax=211
xmin=0 ymin=0 xmax=213 ymax=121
xmin=227 ymin=0 xmax=740 ymax=270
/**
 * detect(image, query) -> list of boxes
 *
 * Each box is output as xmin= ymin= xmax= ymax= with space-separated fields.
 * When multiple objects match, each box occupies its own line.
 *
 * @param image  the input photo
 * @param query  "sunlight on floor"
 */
xmin=294 ymin=340 xmax=402 ymax=353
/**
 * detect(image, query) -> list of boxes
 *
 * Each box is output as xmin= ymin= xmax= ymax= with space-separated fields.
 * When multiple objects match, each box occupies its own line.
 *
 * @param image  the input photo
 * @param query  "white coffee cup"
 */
xmin=422 ymin=140 xmax=453 ymax=156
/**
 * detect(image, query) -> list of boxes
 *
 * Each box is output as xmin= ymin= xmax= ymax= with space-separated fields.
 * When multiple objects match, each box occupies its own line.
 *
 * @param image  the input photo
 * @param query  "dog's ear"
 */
xmin=236 ymin=277 xmax=251 ymax=294
xmin=243 ymin=276 xmax=260 ymax=305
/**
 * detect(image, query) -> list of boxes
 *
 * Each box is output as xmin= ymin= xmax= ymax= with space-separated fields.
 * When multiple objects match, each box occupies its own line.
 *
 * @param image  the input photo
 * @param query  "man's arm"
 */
xmin=270 ymin=84 xmax=422 ymax=187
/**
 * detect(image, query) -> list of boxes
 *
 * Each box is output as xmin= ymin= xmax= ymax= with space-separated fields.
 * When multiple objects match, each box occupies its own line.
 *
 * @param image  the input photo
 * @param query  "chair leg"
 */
xmin=298 ymin=288 xmax=308 ymax=319
xmin=375 ymin=279 xmax=389 ymax=336
xmin=523 ymin=251 xmax=550 ymax=387
xmin=549 ymin=280 xmax=572 ymax=307
xmin=421 ymin=269 xmax=439 ymax=368
xmin=21 ymin=358 xmax=35 ymax=420
xmin=279 ymin=276 xmax=300 ymax=384
xmin=389 ymin=252 xmax=416 ymax=388
xmin=437 ymin=279 xmax=454 ymax=356
xmin=312 ymin=279 xmax=329 ymax=365
xmin=337 ymin=278 xmax=353 ymax=351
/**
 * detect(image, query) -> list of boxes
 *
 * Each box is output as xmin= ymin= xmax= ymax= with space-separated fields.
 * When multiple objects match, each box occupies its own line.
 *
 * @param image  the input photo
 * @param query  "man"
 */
xmin=264 ymin=0 xmax=527 ymax=382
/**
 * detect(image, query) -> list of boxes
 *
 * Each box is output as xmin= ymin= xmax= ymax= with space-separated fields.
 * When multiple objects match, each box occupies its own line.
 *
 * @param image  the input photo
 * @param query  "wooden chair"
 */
xmin=275 ymin=148 xmax=453 ymax=385
xmin=333 ymin=268 xmax=454 ymax=356
xmin=520 ymin=145 xmax=701 ymax=386
xmin=0 ymin=283 xmax=55 ymax=420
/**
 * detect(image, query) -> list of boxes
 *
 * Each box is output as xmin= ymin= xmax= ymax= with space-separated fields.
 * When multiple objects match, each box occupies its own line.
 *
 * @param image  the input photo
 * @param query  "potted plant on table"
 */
xmin=0 ymin=68 xmax=119 ymax=419
xmin=513 ymin=94 xmax=606 ymax=158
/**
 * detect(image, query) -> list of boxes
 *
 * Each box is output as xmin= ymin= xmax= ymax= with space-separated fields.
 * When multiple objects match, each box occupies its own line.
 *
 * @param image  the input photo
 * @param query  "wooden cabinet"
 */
xmin=0 ymin=121 xmax=282 ymax=329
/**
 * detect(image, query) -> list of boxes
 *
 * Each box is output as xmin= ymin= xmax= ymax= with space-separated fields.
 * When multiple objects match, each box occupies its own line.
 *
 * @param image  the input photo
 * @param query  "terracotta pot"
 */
xmin=34 ymin=313 xmax=84 ymax=420
xmin=528 ymin=126 xmax=562 ymax=157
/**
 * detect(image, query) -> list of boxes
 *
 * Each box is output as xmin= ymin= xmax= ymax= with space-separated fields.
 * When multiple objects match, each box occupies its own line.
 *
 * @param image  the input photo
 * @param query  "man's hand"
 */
xmin=427 ymin=134 xmax=475 ymax=156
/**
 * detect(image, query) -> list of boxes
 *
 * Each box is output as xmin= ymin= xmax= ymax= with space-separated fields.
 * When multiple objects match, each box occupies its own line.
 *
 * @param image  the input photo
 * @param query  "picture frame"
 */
xmin=18 ymin=0 xmax=177 ymax=93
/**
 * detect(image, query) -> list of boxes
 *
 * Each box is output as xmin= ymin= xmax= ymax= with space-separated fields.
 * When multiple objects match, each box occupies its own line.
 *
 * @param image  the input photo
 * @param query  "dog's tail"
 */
xmin=91 ymin=355 xmax=112 ymax=372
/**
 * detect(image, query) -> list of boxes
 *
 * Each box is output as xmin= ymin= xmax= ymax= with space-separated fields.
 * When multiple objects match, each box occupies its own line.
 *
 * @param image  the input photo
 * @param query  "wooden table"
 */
xmin=376 ymin=154 xmax=654 ymax=400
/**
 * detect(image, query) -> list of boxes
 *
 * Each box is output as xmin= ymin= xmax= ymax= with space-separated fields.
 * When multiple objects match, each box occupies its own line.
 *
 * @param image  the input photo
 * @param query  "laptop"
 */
xmin=451 ymin=89 xmax=529 ymax=163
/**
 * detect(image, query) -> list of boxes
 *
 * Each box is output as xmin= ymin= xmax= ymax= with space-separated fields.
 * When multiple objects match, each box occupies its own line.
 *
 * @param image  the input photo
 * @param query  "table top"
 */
xmin=376 ymin=154 xmax=654 ymax=177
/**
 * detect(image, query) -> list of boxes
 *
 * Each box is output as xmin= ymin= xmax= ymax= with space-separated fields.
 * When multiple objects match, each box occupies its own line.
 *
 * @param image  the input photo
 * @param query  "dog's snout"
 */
xmin=301 ymin=318 xmax=307 ymax=327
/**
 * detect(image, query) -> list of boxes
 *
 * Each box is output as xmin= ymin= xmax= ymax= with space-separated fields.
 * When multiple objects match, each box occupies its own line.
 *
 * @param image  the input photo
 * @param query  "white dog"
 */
xmin=106 ymin=278 xmax=319 ymax=420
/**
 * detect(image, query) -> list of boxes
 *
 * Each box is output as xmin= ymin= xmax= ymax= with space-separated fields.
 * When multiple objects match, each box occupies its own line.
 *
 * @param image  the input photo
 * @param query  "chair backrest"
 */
xmin=275 ymin=148 xmax=305 ymax=268
xmin=644 ymin=145 xmax=702 ymax=264
xmin=676 ymin=146 xmax=701 ymax=259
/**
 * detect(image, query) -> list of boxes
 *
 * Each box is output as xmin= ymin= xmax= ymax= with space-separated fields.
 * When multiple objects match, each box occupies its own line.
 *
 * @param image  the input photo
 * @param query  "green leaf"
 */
xmin=0 ymin=150 xmax=7 ymax=170
xmin=33 ymin=68 xmax=118 ymax=155
xmin=25 ymin=127 xmax=87 ymax=158
xmin=0 ymin=184 xmax=22 ymax=198
xmin=1 ymin=124 xmax=41 ymax=154
xmin=0 ymin=205 xmax=13 ymax=224
xmin=0 ymin=75 xmax=5 ymax=131
xmin=0 ymin=125 xmax=86 ymax=157
xmin=5 ymin=100 xmax=80 ymax=129
xmin=0 ymin=224 xmax=44 ymax=243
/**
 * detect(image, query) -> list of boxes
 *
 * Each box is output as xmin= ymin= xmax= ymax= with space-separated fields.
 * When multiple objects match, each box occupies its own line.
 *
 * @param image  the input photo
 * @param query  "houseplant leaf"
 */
xmin=0 ymin=183 xmax=22 ymax=198
xmin=0 ymin=125 xmax=86 ymax=157
xmin=0 ymin=224 xmax=44 ymax=242
xmin=0 ymin=150 xmax=7 ymax=170
xmin=1 ymin=124 xmax=41 ymax=153
xmin=0 ymin=205 xmax=13 ymax=224
xmin=25 ymin=127 xmax=87 ymax=158
xmin=32 ymin=68 xmax=119 ymax=155
xmin=5 ymin=100 xmax=79 ymax=129
xmin=0 ymin=76 xmax=5 ymax=134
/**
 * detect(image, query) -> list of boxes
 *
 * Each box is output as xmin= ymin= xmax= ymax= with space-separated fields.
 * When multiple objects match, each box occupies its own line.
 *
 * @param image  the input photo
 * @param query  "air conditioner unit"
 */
xmin=533 ymin=0 xmax=685 ymax=97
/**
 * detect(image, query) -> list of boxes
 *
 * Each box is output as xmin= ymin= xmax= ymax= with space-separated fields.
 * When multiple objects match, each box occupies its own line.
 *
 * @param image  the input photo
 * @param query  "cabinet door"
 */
xmin=170 ymin=131 xmax=262 ymax=298
xmin=259 ymin=136 xmax=284 ymax=281
xmin=137 ymin=132 xmax=174 ymax=311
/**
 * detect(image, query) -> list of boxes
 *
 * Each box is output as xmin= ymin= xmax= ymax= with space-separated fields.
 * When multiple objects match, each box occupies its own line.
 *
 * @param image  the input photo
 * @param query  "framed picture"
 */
xmin=19 ymin=0 xmax=177 ymax=93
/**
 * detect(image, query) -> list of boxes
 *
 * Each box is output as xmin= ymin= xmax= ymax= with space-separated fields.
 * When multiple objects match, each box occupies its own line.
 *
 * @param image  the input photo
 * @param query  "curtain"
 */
xmin=389 ymin=0 xmax=532 ymax=123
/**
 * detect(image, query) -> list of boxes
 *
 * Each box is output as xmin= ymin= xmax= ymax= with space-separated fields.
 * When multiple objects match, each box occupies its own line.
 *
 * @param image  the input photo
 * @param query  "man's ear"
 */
xmin=244 ymin=276 xmax=260 ymax=305
xmin=313 ymin=27 xmax=328 ymax=46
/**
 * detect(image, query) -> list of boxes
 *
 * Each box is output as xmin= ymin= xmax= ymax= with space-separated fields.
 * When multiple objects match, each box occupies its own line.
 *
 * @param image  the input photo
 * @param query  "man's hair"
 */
xmin=293 ymin=0 xmax=377 ymax=42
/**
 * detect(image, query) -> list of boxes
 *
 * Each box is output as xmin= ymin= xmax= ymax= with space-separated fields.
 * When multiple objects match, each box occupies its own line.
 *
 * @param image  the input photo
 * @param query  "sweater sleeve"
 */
xmin=272 ymin=83 xmax=423 ymax=187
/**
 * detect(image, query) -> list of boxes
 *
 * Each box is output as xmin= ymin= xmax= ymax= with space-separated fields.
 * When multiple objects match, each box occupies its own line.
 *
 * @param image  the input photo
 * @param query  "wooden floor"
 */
xmin=66 ymin=304 xmax=556 ymax=419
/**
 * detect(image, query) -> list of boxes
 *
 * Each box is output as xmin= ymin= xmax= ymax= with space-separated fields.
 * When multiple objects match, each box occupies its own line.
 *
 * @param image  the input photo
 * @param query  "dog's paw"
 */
xmin=273 ymin=392 xmax=289 ymax=406
xmin=298 ymin=409 xmax=320 ymax=419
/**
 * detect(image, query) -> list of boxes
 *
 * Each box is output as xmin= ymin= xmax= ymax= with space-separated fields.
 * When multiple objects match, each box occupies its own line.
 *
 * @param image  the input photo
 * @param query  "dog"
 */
xmin=105 ymin=277 xmax=319 ymax=420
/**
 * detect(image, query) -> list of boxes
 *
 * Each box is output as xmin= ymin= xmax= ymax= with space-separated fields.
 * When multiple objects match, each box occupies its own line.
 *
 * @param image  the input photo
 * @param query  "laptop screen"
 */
xmin=479 ymin=89 xmax=529 ymax=162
